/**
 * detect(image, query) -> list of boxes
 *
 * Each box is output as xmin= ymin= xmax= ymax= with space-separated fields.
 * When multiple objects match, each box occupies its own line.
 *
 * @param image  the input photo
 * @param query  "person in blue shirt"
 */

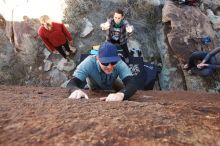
xmin=67 ymin=42 xmax=137 ymax=101
xmin=184 ymin=47 xmax=220 ymax=76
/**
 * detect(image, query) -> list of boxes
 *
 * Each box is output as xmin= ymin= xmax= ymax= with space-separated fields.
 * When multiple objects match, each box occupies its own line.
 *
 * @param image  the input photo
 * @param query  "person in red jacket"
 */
xmin=38 ymin=15 xmax=74 ymax=61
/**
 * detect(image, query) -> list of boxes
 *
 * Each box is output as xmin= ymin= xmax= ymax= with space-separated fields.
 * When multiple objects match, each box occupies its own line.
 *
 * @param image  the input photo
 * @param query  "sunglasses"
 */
xmin=100 ymin=61 xmax=117 ymax=66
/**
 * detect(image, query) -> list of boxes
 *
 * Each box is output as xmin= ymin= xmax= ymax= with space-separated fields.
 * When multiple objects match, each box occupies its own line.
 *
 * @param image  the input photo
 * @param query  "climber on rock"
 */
xmin=66 ymin=42 xmax=137 ymax=101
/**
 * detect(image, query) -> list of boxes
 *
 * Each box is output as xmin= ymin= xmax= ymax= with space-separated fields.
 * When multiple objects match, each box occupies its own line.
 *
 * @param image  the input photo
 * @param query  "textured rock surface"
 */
xmin=161 ymin=0 xmax=220 ymax=91
xmin=0 ymin=85 xmax=219 ymax=146
xmin=162 ymin=0 xmax=217 ymax=63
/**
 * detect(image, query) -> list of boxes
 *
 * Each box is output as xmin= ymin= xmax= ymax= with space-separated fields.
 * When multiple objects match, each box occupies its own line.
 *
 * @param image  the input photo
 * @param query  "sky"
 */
xmin=0 ymin=0 xmax=66 ymax=22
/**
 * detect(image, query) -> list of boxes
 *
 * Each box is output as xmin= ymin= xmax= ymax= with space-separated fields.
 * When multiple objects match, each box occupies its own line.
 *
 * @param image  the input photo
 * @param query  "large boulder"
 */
xmin=156 ymin=24 xmax=186 ymax=90
xmin=0 ymin=15 xmax=14 ymax=68
xmin=0 ymin=14 xmax=16 ymax=84
xmin=207 ymin=9 xmax=220 ymax=29
xmin=162 ymin=0 xmax=217 ymax=63
xmin=161 ymin=0 xmax=220 ymax=91
xmin=5 ymin=16 xmax=41 ymax=65
xmin=49 ymin=69 xmax=68 ymax=87
xmin=202 ymin=0 xmax=220 ymax=11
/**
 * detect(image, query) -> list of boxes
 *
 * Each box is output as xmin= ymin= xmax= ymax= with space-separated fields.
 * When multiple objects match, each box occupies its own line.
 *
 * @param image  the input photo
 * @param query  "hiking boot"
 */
xmin=187 ymin=70 xmax=193 ymax=75
xmin=65 ymin=56 xmax=71 ymax=62
xmin=69 ymin=47 xmax=77 ymax=55
xmin=183 ymin=64 xmax=189 ymax=70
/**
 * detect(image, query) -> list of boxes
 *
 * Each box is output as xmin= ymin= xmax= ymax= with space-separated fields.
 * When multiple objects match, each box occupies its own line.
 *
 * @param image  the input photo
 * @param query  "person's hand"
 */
xmin=68 ymin=89 xmax=89 ymax=99
xmin=197 ymin=63 xmax=208 ymax=69
xmin=69 ymin=40 xmax=73 ymax=46
xmin=126 ymin=25 xmax=134 ymax=33
xmin=100 ymin=92 xmax=124 ymax=102
xmin=100 ymin=22 xmax=110 ymax=30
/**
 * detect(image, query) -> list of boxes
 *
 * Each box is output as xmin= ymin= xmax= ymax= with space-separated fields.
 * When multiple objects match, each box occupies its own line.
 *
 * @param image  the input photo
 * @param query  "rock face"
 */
xmin=160 ymin=0 xmax=220 ymax=91
xmin=0 ymin=85 xmax=220 ymax=145
xmin=207 ymin=8 xmax=220 ymax=29
xmin=0 ymin=15 xmax=15 ymax=84
xmin=162 ymin=0 xmax=217 ymax=63
xmin=0 ymin=0 xmax=220 ymax=91
xmin=203 ymin=0 xmax=220 ymax=11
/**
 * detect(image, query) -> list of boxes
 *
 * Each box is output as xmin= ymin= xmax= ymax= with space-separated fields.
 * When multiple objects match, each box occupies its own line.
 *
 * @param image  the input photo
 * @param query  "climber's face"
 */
xmin=113 ymin=13 xmax=124 ymax=24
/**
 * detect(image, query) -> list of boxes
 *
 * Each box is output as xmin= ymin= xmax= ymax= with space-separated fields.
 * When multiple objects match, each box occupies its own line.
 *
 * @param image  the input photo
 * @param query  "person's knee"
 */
xmin=200 ymin=69 xmax=213 ymax=76
xmin=191 ymin=51 xmax=202 ymax=57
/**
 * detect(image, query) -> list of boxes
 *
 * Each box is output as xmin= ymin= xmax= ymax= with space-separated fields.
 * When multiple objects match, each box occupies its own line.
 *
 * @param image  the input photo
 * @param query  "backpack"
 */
xmin=201 ymin=35 xmax=211 ymax=45
xmin=143 ymin=63 xmax=159 ymax=90
xmin=128 ymin=57 xmax=160 ymax=90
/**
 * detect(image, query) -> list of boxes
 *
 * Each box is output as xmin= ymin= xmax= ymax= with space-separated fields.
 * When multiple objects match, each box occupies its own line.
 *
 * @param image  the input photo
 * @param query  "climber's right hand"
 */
xmin=68 ymin=89 xmax=89 ymax=99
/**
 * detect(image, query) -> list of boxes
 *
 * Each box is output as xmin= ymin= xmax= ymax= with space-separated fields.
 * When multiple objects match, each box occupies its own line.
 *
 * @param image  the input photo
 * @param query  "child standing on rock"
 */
xmin=100 ymin=8 xmax=134 ymax=59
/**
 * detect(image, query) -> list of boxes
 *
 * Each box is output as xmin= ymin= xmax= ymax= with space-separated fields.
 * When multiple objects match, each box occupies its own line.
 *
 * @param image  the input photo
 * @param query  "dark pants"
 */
xmin=109 ymin=40 xmax=130 ymax=58
xmin=55 ymin=41 xmax=71 ymax=59
xmin=187 ymin=51 xmax=213 ymax=76
xmin=120 ymin=43 xmax=130 ymax=58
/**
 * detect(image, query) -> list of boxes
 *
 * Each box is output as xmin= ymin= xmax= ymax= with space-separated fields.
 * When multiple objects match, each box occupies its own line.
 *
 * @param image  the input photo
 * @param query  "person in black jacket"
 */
xmin=184 ymin=47 xmax=220 ymax=76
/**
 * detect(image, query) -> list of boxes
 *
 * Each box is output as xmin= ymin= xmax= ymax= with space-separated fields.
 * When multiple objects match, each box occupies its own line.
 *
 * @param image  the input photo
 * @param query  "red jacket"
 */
xmin=38 ymin=22 xmax=73 ymax=52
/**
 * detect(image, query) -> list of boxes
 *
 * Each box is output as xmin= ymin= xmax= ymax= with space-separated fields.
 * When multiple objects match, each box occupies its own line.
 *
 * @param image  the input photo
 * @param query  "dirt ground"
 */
xmin=0 ymin=85 xmax=220 ymax=146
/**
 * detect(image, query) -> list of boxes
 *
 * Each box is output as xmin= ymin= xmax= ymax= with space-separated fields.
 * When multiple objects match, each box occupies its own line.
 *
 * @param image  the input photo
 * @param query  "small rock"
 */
xmin=44 ymin=60 xmax=53 ymax=71
xmin=80 ymin=18 xmax=94 ymax=37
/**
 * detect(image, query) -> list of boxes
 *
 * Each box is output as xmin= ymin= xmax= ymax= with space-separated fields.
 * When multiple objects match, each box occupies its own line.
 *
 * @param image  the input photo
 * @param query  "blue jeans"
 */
xmin=188 ymin=51 xmax=213 ymax=76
